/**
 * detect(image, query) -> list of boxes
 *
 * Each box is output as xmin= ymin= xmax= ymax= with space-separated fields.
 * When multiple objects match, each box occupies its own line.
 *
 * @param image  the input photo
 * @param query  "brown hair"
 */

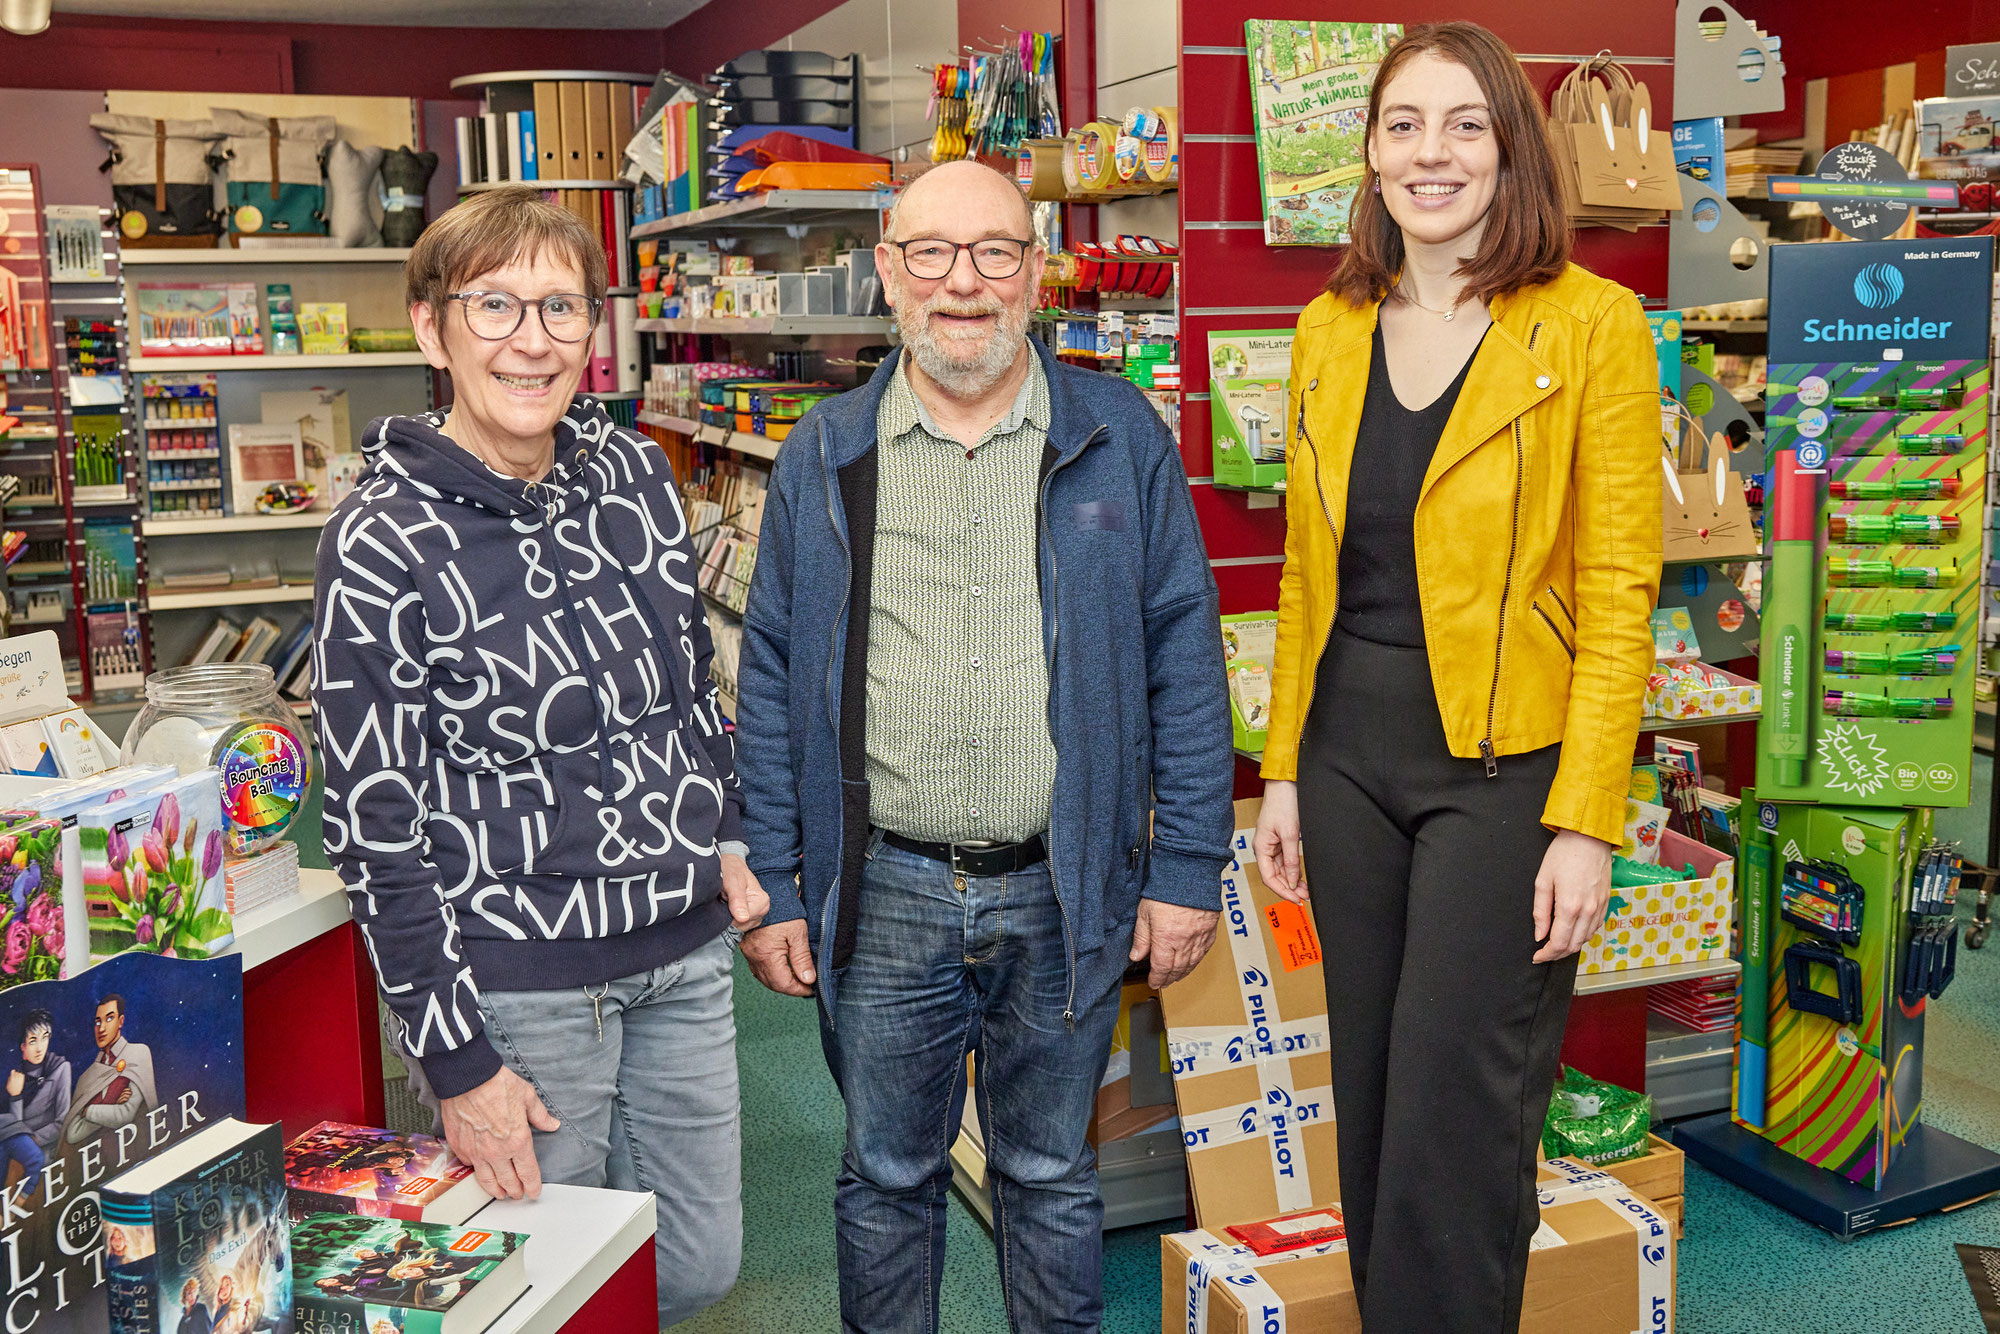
xmin=1326 ymin=22 xmax=1569 ymax=307
xmin=404 ymin=185 xmax=608 ymax=319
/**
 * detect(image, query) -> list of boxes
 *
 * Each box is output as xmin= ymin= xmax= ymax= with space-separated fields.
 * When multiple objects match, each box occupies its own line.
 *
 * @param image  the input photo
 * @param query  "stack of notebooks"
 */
xmin=183 ymin=615 xmax=314 ymax=702
xmin=225 ymin=839 xmax=300 ymax=915
xmin=709 ymin=616 xmax=742 ymax=711
xmin=1724 ymin=134 xmax=1805 ymax=198
xmin=1648 ymin=974 xmax=1738 ymax=1033
xmin=697 ymin=531 xmax=758 ymax=615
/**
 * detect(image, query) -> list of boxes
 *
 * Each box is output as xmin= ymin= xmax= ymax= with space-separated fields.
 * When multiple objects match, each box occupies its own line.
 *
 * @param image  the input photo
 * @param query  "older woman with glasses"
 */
xmin=312 ymin=185 xmax=765 ymax=1328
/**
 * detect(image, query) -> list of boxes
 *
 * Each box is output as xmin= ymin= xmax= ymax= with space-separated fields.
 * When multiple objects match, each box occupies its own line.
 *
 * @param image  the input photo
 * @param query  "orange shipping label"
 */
xmin=1263 ymin=900 xmax=1322 ymax=971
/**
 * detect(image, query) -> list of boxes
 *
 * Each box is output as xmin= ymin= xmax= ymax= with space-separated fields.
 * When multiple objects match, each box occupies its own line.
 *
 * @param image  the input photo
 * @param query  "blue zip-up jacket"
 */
xmin=735 ymin=340 xmax=1234 ymax=1014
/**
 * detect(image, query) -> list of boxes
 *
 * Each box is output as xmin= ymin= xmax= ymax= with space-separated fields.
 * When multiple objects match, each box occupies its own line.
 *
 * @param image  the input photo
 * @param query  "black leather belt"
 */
xmin=881 ymin=830 xmax=1047 ymax=877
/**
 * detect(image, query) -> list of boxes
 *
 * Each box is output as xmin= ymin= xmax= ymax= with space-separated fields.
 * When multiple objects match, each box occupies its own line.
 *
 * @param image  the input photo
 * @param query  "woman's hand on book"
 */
xmin=440 ymin=1066 xmax=562 ymax=1201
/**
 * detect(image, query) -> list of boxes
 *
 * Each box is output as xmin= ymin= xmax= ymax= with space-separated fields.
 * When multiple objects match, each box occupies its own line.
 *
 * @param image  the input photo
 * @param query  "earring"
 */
xmin=1372 ymin=178 xmax=1380 ymax=194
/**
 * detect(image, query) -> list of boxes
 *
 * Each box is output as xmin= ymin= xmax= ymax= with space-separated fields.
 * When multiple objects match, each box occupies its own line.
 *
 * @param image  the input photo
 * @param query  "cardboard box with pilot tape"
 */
xmin=1158 ymin=798 xmax=1677 ymax=1333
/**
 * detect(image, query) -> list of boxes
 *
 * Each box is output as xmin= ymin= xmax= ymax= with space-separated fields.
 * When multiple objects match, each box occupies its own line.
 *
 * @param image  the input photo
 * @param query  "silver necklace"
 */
xmin=1397 ymin=281 xmax=1465 ymax=321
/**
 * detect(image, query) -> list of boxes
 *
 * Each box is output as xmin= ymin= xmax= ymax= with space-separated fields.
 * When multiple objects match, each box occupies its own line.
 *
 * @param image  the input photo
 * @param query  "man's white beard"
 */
xmin=894 ymin=285 xmax=1034 ymax=398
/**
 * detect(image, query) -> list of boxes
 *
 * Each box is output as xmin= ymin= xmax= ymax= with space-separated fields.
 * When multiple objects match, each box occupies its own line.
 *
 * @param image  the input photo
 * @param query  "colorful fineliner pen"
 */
xmin=1823 ymin=610 xmax=1955 ymax=632
xmin=1827 ymin=560 xmax=1954 ymax=588
xmin=1824 ymin=646 xmax=1960 ymax=676
xmin=1823 ymin=691 xmax=1953 ymax=718
xmin=1893 ymin=434 xmax=1966 ymax=455
xmin=1827 ymin=514 xmax=1960 ymax=544
xmin=1831 ymin=389 xmax=1959 ymax=410
xmin=1737 ymin=826 xmax=1773 ymax=1128
xmin=1827 ymin=478 xmax=1959 ymax=500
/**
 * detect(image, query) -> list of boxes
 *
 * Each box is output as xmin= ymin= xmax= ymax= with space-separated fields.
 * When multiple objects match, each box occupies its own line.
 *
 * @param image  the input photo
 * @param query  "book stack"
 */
xmin=1724 ymin=134 xmax=1805 ymax=199
xmin=697 ymin=529 xmax=758 ymax=615
xmin=1647 ymin=974 xmax=1738 ymax=1033
xmin=285 ymin=1120 xmax=487 ymax=1225
xmin=709 ymin=616 xmax=742 ymax=712
xmin=225 ymin=839 xmax=299 ymax=915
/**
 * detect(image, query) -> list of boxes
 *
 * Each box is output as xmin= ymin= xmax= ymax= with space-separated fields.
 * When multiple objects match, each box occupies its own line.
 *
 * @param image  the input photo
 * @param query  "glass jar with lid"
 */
xmin=121 ymin=663 xmax=312 ymax=856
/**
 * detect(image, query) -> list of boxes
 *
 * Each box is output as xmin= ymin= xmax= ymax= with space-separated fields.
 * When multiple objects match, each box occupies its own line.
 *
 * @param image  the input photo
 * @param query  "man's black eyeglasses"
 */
xmin=888 ymin=238 xmax=1034 ymax=281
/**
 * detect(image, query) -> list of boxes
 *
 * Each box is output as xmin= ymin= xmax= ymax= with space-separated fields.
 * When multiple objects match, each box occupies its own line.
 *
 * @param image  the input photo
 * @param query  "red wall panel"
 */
xmin=1212 ymin=561 xmax=1285 ymax=617
xmin=1732 ymin=0 xmax=2000 ymax=85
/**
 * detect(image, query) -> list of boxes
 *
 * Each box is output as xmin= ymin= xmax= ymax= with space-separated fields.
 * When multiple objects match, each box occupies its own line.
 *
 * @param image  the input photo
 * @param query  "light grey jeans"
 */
xmin=403 ymin=931 xmax=744 ymax=1328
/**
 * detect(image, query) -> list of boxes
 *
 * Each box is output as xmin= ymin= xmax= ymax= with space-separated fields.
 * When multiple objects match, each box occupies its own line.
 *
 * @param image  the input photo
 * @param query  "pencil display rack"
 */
xmin=140 ymin=374 xmax=225 ymax=520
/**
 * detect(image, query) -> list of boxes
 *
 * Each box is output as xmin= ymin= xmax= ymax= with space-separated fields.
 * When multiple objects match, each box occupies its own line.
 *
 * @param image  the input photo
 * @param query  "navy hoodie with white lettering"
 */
xmin=314 ymin=397 xmax=739 ymax=1099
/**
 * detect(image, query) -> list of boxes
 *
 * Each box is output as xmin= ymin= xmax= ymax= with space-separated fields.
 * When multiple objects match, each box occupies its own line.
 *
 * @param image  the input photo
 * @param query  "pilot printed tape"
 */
xmin=1538 ymin=1163 xmax=1676 ymax=1332
xmin=1180 ymin=1084 xmax=1334 ymax=1153
xmin=1180 ymin=1228 xmax=1349 ymax=1334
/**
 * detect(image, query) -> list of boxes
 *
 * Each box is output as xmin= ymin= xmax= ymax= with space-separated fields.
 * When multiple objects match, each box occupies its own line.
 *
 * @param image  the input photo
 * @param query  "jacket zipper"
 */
xmin=1547 ymin=583 xmax=1575 ymax=629
xmin=1038 ymin=427 xmax=1106 ymax=1029
xmin=821 ymin=419 xmax=850 ymax=1026
xmin=1293 ymin=394 xmax=1341 ymax=731
xmin=1532 ymin=602 xmax=1576 ymax=660
xmin=1480 ymin=320 xmax=1543 ymax=778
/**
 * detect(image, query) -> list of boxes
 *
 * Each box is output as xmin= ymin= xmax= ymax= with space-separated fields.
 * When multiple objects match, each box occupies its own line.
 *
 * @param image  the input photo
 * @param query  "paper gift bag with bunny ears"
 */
xmin=1661 ymin=400 xmax=1758 ymax=561
xmin=1547 ymin=56 xmax=1684 ymax=229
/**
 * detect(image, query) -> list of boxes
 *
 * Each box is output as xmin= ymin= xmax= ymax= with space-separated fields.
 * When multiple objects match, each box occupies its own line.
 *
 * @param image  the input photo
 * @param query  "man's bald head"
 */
xmin=885 ymin=160 xmax=1036 ymax=243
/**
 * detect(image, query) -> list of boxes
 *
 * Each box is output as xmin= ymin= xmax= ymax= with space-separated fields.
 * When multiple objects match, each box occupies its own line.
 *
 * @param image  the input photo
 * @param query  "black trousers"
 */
xmin=1297 ymin=628 xmax=1578 ymax=1333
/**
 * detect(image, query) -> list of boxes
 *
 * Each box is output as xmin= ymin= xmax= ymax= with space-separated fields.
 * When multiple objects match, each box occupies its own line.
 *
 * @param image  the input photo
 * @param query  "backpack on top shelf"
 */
xmin=209 ymin=108 xmax=336 ymax=236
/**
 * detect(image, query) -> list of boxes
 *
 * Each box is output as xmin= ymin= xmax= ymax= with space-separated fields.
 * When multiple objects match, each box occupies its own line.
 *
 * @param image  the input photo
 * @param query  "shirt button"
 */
xmin=970 ymin=807 xmax=981 ymax=819
xmin=1308 ymin=378 xmax=1319 ymax=390
xmin=1535 ymin=375 xmax=1551 ymax=389
xmin=970 ymin=656 xmax=981 ymax=669
xmin=972 ymin=514 xmax=984 ymax=525
xmin=965 ymin=449 xmax=976 ymax=461
xmin=972 ymin=585 xmax=984 ymax=597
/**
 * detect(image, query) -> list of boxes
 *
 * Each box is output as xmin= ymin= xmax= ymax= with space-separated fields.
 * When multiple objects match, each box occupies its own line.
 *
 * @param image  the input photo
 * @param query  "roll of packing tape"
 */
xmin=1143 ymin=105 xmax=1180 ymax=184
xmin=1122 ymin=106 xmax=1166 ymax=141
xmin=1022 ymin=139 xmax=1067 ymax=201
xmin=1069 ymin=122 xmax=1120 ymax=194
xmin=1113 ymin=133 xmax=1145 ymax=182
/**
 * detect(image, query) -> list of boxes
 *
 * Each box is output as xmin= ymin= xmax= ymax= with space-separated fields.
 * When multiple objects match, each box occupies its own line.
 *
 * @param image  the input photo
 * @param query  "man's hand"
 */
xmin=439 ymin=1066 xmax=561 ymax=1201
xmin=1252 ymin=780 xmax=1307 ymax=904
xmin=743 ymin=919 xmax=817 ymax=997
xmin=1129 ymin=899 xmax=1221 ymax=990
xmin=720 ymin=854 xmax=769 ymax=932
xmin=1532 ymin=829 xmax=1615 ymax=964
xmin=6 ymin=1069 xmax=22 ymax=1098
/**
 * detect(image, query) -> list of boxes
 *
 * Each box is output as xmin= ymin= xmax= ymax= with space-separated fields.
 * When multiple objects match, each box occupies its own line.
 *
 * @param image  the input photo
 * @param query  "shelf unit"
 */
xmin=142 ymin=512 xmax=333 ymax=536
xmin=458 ymin=179 xmax=633 ymax=193
xmin=128 ymin=352 xmax=429 ymax=372
xmin=633 ymin=315 xmax=893 ymax=337
xmin=120 ymin=249 xmax=414 ymax=266
xmin=147 ymin=584 xmax=315 ymax=610
xmin=630 ymin=190 xmax=888 ymax=238
xmin=447 ymin=69 xmax=654 ymax=92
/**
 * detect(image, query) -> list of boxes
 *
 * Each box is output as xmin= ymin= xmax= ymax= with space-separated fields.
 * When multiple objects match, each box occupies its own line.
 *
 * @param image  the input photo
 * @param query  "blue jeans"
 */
xmin=406 ymin=932 xmax=743 ymax=1328
xmin=821 ymin=836 xmax=1127 ymax=1334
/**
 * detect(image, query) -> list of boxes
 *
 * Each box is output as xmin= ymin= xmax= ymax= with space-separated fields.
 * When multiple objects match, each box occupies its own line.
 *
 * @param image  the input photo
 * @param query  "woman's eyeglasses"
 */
xmin=446 ymin=290 xmax=603 ymax=343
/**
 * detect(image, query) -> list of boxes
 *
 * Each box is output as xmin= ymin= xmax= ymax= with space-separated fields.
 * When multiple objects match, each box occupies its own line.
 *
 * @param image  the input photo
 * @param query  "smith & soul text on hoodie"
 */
xmin=313 ymin=399 xmax=741 ymax=1097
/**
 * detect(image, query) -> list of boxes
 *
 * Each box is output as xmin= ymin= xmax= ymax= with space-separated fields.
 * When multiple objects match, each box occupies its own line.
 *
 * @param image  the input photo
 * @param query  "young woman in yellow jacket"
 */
xmin=1251 ymin=23 xmax=1662 ymax=1333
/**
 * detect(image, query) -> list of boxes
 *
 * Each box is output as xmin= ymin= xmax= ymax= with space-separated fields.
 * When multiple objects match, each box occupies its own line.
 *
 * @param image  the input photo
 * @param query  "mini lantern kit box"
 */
xmin=1159 ymin=799 xmax=1676 ymax=1332
xmin=1221 ymin=613 xmax=1277 ymax=752
xmin=1756 ymin=237 xmax=1992 ymax=809
xmin=1207 ymin=330 xmax=1292 ymax=488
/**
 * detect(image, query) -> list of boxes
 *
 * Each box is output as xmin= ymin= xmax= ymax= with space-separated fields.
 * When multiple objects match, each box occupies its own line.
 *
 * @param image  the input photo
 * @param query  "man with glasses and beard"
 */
xmin=734 ymin=160 xmax=1233 ymax=1332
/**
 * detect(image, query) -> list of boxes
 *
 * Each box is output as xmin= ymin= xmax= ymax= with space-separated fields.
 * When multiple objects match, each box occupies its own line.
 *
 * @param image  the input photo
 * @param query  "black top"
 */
xmin=1336 ymin=324 xmax=1485 ymax=649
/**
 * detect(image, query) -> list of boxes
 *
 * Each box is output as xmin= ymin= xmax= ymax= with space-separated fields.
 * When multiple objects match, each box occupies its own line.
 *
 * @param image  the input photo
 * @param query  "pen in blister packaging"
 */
xmin=1826 ymin=477 xmax=1959 ymax=500
xmin=1823 ymin=609 xmax=1956 ymax=632
xmin=1831 ymin=388 xmax=1960 ymax=410
xmin=1823 ymin=690 xmax=1954 ymax=718
xmin=1824 ymin=645 xmax=1960 ymax=676
xmin=1827 ymin=560 xmax=1955 ymax=588
xmin=1890 ymin=434 xmax=1965 ymax=456
xmin=1737 ymin=822 xmax=1774 ymax=1129
xmin=1762 ymin=447 xmax=1816 ymax=788
xmin=1827 ymin=514 xmax=1960 ymax=544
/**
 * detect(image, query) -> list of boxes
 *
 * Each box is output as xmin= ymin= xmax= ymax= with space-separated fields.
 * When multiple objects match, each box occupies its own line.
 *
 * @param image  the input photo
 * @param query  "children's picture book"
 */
xmin=80 ymin=768 xmax=232 ymax=962
xmin=290 ymin=1214 xmax=530 ymax=1334
xmin=286 ymin=1122 xmax=486 ymax=1227
xmin=102 ymin=1118 xmax=289 ymax=1334
xmin=0 ymin=949 xmax=245 ymax=1334
xmin=1244 ymin=20 xmax=1401 ymax=245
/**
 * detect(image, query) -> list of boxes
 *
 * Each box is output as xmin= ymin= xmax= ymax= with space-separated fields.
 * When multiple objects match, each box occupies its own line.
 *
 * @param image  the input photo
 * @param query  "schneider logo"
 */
xmin=1853 ymin=261 xmax=1905 ymax=309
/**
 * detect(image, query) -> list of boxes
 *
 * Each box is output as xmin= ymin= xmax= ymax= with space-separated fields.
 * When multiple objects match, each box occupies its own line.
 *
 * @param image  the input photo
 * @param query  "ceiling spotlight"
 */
xmin=0 ymin=0 xmax=51 ymax=36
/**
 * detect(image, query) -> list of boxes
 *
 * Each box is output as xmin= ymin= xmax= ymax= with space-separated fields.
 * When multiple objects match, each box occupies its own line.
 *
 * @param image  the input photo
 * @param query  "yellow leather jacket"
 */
xmin=1261 ymin=264 xmax=1663 ymax=847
